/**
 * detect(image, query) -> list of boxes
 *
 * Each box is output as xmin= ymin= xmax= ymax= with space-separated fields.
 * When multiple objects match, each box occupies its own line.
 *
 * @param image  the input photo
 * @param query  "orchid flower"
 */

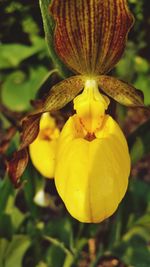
xmin=9 ymin=0 xmax=144 ymax=222
xmin=29 ymin=113 xmax=60 ymax=178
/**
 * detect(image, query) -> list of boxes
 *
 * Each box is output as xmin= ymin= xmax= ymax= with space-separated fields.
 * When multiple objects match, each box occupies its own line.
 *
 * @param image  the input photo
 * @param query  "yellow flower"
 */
xmin=55 ymin=80 xmax=130 ymax=222
xmin=29 ymin=113 xmax=60 ymax=178
xmin=11 ymin=0 xmax=144 ymax=220
xmin=34 ymin=0 xmax=143 ymax=222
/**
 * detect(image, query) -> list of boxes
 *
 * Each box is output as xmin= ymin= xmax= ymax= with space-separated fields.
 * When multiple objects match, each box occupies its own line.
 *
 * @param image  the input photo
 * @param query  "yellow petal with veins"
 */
xmin=29 ymin=113 xmax=60 ymax=178
xmin=55 ymin=114 xmax=130 ymax=223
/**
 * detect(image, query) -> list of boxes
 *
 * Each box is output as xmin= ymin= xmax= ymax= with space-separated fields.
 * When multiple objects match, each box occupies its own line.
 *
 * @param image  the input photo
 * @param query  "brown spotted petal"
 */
xmin=97 ymin=75 xmax=144 ymax=107
xmin=43 ymin=75 xmax=84 ymax=111
xmin=21 ymin=76 xmax=84 ymax=147
xmin=8 ymin=115 xmax=41 ymax=187
xmin=21 ymin=114 xmax=41 ymax=149
xmin=8 ymin=75 xmax=84 ymax=186
xmin=8 ymin=148 xmax=29 ymax=188
xmin=50 ymin=0 xmax=134 ymax=75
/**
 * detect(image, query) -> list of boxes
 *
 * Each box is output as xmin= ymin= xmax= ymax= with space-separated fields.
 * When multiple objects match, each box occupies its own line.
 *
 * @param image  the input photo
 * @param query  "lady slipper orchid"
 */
xmin=29 ymin=113 xmax=60 ymax=178
xmin=9 ymin=0 xmax=145 ymax=221
xmin=55 ymin=80 xmax=130 ymax=222
xmin=39 ymin=0 xmax=143 ymax=223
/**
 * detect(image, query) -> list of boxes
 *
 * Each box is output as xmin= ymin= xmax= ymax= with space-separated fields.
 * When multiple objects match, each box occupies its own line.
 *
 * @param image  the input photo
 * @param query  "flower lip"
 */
xmin=54 ymin=113 xmax=131 ymax=223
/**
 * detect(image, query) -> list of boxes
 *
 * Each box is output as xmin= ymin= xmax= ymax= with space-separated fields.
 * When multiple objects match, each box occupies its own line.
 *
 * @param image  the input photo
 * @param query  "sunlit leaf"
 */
xmin=3 ymin=235 xmax=30 ymax=267
xmin=134 ymin=74 xmax=150 ymax=105
xmin=0 ymin=42 xmax=45 ymax=69
xmin=2 ymin=67 xmax=48 ymax=112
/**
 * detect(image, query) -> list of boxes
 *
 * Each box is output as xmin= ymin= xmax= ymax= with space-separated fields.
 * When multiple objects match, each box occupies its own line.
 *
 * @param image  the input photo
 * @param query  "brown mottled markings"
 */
xmin=43 ymin=75 xmax=84 ymax=112
xmin=97 ymin=75 xmax=144 ymax=107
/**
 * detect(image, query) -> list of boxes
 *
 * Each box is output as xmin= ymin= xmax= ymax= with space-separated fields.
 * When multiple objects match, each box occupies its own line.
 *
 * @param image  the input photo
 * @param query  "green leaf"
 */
xmin=1 ymin=67 xmax=48 ymax=111
xmin=135 ymin=214 xmax=150 ymax=228
xmin=115 ymin=42 xmax=136 ymax=82
xmin=5 ymin=195 xmax=26 ymax=230
xmin=0 ymin=178 xmax=13 ymax=214
xmin=44 ymin=217 xmax=73 ymax=249
xmin=44 ymin=236 xmax=73 ymax=257
xmin=0 ymin=41 xmax=46 ymax=69
xmin=36 ymin=262 xmax=48 ymax=267
xmin=0 ymin=214 xmax=13 ymax=240
xmin=0 ymin=239 xmax=9 ymax=267
xmin=46 ymin=245 xmax=65 ymax=267
xmin=130 ymin=137 xmax=145 ymax=164
xmin=39 ymin=0 xmax=71 ymax=78
xmin=129 ymin=179 xmax=150 ymax=210
xmin=22 ymin=164 xmax=40 ymax=218
xmin=134 ymin=56 xmax=149 ymax=73
xmin=3 ymin=235 xmax=30 ymax=267
xmin=112 ymin=233 xmax=150 ymax=267
xmin=134 ymin=74 xmax=150 ymax=105
xmin=110 ymin=209 xmax=150 ymax=266
xmin=128 ymin=119 xmax=150 ymax=164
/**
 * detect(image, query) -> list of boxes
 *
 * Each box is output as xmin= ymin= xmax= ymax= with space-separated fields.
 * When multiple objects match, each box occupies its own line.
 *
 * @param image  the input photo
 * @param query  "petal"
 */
xmin=73 ymin=79 xmax=110 ymax=133
xmin=22 ymin=76 xmax=83 ymax=148
xmin=8 ymin=114 xmax=41 ymax=187
xmin=43 ymin=75 xmax=84 ymax=111
xmin=50 ymin=0 xmax=134 ymax=75
xmin=8 ymin=148 xmax=29 ymax=188
xmin=97 ymin=75 xmax=144 ymax=107
xmin=21 ymin=114 xmax=41 ymax=149
xmin=29 ymin=113 xmax=60 ymax=178
xmin=30 ymin=139 xmax=58 ymax=178
xmin=8 ymin=75 xmax=84 ymax=185
xmin=55 ymin=115 xmax=130 ymax=223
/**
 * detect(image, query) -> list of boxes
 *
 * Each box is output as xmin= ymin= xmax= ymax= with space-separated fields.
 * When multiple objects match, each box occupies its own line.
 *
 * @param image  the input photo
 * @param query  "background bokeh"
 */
xmin=0 ymin=0 xmax=150 ymax=266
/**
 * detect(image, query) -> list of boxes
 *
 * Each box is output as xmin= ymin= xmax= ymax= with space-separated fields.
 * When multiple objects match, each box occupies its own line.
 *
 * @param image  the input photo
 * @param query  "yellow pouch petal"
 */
xmin=55 ymin=115 xmax=130 ymax=223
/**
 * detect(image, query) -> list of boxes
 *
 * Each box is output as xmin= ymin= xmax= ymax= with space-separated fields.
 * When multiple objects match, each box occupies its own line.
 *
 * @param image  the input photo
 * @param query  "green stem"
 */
xmin=43 ymin=235 xmax=74 ymax=257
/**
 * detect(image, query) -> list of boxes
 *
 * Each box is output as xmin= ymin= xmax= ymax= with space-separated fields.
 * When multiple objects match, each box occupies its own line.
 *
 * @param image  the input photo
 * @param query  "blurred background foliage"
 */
xmin=0 ymin=0 xmax=150 ymax=266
